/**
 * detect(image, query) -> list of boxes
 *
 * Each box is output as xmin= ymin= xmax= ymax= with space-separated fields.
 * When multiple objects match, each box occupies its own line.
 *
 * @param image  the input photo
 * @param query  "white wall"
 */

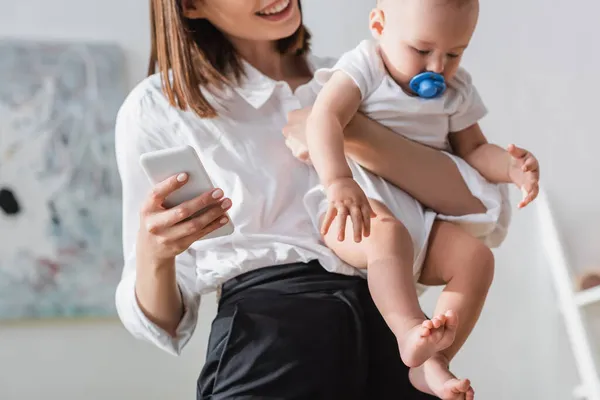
xmin=1 ymin=0 xmax=597 ymax=399
xmin=0 ymin=0 xmax=150 ymax=88
xmin=0 ymin=2 xmax=214 ymax=400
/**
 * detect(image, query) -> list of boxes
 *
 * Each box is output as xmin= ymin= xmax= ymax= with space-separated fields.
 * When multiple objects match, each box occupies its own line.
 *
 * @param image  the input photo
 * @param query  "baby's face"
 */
xmin=371 ymin=0 xmax=479 ymax=89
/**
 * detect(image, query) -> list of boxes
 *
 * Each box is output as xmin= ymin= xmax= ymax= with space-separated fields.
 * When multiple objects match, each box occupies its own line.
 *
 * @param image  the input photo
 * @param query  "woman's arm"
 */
xmin=114 ymin=94 xmax=223 ymax=355
xmin=343 ymin=113 xmax=486 ymax=216
xmin=283 ymin=108 xmax=486 ymax=216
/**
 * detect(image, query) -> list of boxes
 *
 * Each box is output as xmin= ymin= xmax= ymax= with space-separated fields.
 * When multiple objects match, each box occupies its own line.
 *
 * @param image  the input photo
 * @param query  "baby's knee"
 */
xmin=364 ymin=199 xmax=413 ymax=257
xmin=466 ymin=241 xmax=495 ymax=289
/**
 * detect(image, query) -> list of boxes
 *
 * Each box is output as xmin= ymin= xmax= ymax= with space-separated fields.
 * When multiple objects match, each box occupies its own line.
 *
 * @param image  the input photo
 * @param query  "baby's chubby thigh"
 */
xmin=351 ymin=165 xmax=435 ymax=276
xmin=307 ymin=160 xmax=435 ymax=274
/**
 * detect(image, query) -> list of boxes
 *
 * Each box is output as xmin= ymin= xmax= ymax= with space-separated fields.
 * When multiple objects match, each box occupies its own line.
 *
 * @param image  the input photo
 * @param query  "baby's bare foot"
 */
xmin=397 ymin=310 xmax=458 ymax=367
xmin=409 ymin=354 xmax=474 ymax=400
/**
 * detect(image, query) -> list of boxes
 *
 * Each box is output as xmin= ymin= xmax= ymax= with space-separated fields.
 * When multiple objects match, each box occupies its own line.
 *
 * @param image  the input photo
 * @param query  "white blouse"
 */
xmin=114 ymin=54 xmax=360 ymax=356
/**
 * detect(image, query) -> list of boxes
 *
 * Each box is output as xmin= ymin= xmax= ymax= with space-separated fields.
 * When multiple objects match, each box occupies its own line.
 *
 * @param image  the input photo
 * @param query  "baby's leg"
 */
xmin=323 ymin=200 xmax=453 ymax=368
xmin=421 ymin=221 xmax=495 ymax=360
xmin=410 ymin=221 xmax=494 ymax=400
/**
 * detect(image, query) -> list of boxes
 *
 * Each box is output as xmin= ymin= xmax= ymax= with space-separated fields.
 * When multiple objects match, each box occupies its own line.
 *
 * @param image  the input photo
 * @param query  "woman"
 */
xmin=115 ymin=0 xmax=496 ymax=398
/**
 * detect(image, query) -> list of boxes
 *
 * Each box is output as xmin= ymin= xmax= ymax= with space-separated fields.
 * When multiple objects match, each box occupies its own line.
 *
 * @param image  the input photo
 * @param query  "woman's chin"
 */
xmin=280 ymin=20 xmax=303 ymax=40
xmin=255 ymin=0 xmax=302 ymax=40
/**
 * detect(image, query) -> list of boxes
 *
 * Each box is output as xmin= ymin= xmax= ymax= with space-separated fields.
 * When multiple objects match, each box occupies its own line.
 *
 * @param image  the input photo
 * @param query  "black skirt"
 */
xmin=197 ymin=260 xmax=435 ymax=400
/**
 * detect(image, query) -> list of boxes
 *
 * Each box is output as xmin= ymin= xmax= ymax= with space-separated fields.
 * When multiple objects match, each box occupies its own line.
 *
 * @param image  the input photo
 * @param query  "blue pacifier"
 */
xmin=409 ymin=72 xmax=447 ymax=99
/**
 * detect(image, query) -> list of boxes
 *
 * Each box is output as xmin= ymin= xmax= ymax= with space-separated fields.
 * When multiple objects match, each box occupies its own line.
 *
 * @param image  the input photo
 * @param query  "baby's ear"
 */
xmin=369 ymin=8 xmax=385 ymax=39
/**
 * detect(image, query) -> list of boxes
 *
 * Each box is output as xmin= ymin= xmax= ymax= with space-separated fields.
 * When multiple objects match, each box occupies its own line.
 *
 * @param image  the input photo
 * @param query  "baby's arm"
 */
xmin=307 ymin=71 xmax=360 ymax=186
xmin=307 ymin=71 xmax=374 ymax=242
xmin=449 ymin=124 xmax=540 ymax=208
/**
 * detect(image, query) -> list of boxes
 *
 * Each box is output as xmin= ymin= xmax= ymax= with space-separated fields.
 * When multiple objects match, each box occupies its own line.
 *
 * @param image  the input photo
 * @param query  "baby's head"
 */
xmin=371 ymin=0 xmax=479 ymax=87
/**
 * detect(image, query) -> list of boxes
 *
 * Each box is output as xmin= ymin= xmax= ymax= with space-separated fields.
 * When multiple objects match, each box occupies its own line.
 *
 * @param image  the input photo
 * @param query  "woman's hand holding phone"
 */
xmin=137 ymin=172 xmax=232 ymax=264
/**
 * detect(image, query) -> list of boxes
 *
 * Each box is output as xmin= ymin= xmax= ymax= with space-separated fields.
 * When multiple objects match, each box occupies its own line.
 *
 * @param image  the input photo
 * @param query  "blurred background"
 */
xmin=1 ymin=0 xmax=599 ymax=399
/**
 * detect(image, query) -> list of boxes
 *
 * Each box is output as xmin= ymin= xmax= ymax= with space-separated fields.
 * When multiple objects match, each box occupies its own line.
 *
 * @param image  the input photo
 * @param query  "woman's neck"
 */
xmin=229 ymin=37 xmax=311 ymax=88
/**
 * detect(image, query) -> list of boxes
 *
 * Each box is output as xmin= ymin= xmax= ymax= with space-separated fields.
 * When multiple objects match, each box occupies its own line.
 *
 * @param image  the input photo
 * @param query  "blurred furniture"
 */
xmin=538 ymin=190 xmax=600 ymax=400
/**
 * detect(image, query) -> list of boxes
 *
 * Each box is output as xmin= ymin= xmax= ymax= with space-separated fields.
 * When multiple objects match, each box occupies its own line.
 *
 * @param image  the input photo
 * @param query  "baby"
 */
xmin=305 ymin=0 xmax=539 ymax=398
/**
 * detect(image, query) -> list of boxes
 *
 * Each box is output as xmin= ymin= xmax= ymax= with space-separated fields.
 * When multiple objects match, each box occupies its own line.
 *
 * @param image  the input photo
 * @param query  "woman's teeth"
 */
xmin=257 ymin=0 xmax=290 ymax=15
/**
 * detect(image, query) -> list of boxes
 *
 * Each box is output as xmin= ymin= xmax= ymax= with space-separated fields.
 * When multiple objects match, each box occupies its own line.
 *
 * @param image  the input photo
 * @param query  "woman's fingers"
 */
xmin=160 ymin=200 xmax=231 ymax=242
xmin=144 ymin=188 xmax=226 ymax=234
xmin=179 ymin=214 xmax=232 ymax=248
xmin=141 ymin=173 xmax=189 ymax=214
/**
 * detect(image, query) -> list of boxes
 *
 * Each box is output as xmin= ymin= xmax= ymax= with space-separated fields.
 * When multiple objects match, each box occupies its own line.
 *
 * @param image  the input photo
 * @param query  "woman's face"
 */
xmin=184 ymin=0 xmax=302 ymax=43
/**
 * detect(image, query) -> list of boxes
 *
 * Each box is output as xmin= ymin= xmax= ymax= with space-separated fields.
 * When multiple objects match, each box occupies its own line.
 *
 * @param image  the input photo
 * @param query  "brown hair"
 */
xmin=148 ymin=0 xmax=311 ymax=118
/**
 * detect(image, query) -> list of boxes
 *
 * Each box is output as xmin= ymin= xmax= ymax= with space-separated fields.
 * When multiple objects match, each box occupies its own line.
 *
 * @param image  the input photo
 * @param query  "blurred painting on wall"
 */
xmin=0 ymin=40 xmax=126 ymax=320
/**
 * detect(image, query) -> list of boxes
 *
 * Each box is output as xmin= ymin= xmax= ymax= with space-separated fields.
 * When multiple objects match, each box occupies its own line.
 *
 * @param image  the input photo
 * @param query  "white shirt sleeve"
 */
xmin=314 ymin=40 xmax=386 ymax=100
xmin=449 ymin=68 xmax=488 ymax=132
xmin=114 ymin=86 xmax=201 ymax=356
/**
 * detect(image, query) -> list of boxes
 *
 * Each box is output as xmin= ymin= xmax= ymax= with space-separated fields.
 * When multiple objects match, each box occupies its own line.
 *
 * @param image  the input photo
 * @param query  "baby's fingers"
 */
xmin=522 ymin=156 xmax=539 ymax=173
xmin=361 ymin=205 xmax=373 ymax=238
xmin=350 ymin=206 xmax=364 ymax=243
xmin=518 ymin=183 xmax=539 ymax=209
xmin=321 ymin=206 xmax=337 ymax=236
xmin=361 ymin=203 xmax=377 ymax=238
xmin=336 ymin=206 xmax=350 ymax=242
xmin=507 ymin=144 xmax=528 ymax=160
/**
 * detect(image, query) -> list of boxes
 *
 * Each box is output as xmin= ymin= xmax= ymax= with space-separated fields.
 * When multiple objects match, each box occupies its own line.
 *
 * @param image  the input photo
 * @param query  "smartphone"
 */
xmin=139 ymin=145 xmax=234 ymax=240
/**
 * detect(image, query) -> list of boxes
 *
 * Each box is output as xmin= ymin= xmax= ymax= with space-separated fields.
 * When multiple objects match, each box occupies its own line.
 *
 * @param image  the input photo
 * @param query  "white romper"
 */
xmin=305 ymin=40 xmax=511 ymax=281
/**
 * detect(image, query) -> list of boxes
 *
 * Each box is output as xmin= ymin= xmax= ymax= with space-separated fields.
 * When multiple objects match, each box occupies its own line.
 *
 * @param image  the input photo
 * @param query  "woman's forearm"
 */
xmin=343 ymin=113 xmax=486 ymax=216
xmin=135 ymin=255 xmax=184 ymax=337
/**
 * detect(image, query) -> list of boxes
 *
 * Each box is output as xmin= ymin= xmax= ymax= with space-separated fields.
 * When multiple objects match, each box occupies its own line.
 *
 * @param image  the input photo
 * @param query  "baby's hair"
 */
xmin=377 ymin=0 xmax=476 ymax=8
xmin=441 ymin=0 xmax=477 ymax=8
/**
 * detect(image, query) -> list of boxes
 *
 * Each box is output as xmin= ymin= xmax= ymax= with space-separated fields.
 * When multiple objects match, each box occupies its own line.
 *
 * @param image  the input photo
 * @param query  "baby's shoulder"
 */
xmin=344 ymin=39 xmax=386 ymax=74
xmin=448 ymin=67 xmax=476 ymax=95
xmin=338 ymin=40 xmax=388 ymax=95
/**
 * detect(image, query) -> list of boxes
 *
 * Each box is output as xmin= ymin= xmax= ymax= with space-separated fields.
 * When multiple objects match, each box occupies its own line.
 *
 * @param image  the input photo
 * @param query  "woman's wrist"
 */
xmin=134 ymin=252 xmax=183 ymax=336
xmin=136 ymin=244 xmax=176 ymax=274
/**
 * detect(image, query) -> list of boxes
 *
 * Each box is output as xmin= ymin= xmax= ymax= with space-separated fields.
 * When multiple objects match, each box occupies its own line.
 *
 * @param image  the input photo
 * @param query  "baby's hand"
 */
xmin=507 ymin=144 xmax=540 ymax=208
xmin=322 ymin=177 xmax=375 ymax=242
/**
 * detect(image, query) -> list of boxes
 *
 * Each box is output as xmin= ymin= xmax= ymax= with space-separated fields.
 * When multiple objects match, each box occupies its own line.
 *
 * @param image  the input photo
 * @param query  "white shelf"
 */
xmin=574 ymin=382 xmax=600 ymax=399
xmin=574 ymin=384 xmax=587 ymax=399
xmin=576 ymin=286 xmax=600 ymax=308
xmin=538 ymin=190 xmax=600 ymax=400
